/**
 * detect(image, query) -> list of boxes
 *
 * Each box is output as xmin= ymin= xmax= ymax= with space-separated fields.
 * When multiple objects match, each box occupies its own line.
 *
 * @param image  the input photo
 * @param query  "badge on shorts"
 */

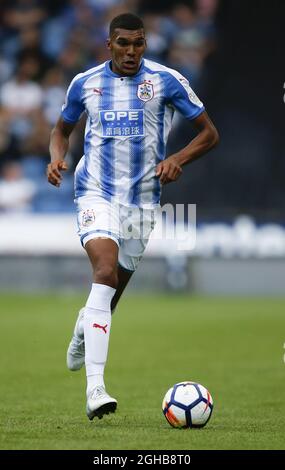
xmin=137 ymin=81 xmax=154 ymax=102
xmin=82 ymin=209 xmax=95 ymax=227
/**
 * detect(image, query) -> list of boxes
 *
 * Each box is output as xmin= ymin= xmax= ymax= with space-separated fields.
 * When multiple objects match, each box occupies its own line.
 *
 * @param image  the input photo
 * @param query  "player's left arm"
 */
xmin=156 ymin=110 xmax=219 ymax=185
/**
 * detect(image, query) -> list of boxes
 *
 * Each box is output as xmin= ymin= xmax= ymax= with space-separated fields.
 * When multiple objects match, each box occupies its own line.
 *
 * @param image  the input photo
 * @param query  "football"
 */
xmin=162 ymin=381 xmax=213 ymax=428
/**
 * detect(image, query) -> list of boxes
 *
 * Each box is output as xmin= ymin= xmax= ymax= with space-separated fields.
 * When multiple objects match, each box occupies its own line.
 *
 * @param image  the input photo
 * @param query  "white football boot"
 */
xmin=66 ymin=308 xmax=85 ymax=371
xmin=86 ymin=386 xmax=117 ymax=420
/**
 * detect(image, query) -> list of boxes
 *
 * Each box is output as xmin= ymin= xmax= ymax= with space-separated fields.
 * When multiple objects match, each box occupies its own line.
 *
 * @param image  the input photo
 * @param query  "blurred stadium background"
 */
xmin=0 ymin=0 xmax=284 ymax=296
xmin=1 ymin=0 xmax=285 ymax=451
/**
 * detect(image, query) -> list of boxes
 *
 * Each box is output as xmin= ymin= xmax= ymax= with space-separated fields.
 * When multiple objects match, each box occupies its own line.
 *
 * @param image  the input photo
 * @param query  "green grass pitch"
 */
xmin=0 ymin=294 xmax=284 ymax=450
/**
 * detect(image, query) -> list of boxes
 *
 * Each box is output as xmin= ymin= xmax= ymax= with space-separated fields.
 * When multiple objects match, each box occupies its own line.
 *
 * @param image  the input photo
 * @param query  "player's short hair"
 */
xmin=109 ymin=13 xmax=144 ymax=36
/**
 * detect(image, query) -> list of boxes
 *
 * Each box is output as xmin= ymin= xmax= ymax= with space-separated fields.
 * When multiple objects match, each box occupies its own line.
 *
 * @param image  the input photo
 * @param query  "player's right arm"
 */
xmin=47 ymin=118 xmax=76 ymax=187
xmin=47 ymin=73 xmax=85 ymax=187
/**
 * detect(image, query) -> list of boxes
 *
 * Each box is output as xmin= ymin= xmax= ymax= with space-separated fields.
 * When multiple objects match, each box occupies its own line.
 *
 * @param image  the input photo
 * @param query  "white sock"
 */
xmin=77 ymin=307 xmax=116 ymax=341
xmin=84 ymin=283 xmax=116 ymax=396
xmin=85 ymin=365 xmax=105 ymax=390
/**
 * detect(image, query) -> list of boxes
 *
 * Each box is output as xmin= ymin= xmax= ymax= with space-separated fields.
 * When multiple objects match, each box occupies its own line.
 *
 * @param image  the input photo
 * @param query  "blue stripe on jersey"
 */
xmin=74 ymin=117 xmax=94 ymax=197
xmin=158 ymin=71 xmax=204 ymax=120
xmin=61 ymin=78 xmax=84 ymax=123
xmin=153 ymin=94 xmax=165 ymax=204
xmin=129 ymin=79 xmax=145 ymax=206
xmin=83 ymin=116 xmax=93 ymax=158
xmin=75 ymin=74 xmax=103 ymax=199
xmin=62 ymin=67 xmax=103 ymax=123
xmin=99 ymin=74 xmax=115 ymax=200
xmin=74 ymin=156 xmax=90 ymax=198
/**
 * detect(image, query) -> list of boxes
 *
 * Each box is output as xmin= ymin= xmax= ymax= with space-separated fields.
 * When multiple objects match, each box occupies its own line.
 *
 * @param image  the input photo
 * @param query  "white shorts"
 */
xmin=76 ymin=195 xmax=157 ymax=272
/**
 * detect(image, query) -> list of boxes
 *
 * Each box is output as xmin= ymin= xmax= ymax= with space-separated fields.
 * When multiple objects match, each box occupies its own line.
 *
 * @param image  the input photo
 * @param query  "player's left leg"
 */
xmin=66 ymin=308 xmax=85 ymax=371
xmin=111 ymin=264 xmax=134 ymax=311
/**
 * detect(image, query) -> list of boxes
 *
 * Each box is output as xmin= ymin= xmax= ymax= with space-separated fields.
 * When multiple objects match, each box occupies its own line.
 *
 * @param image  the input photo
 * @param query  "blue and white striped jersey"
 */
xmin=62 ymin=59 xmax=204 ymax=207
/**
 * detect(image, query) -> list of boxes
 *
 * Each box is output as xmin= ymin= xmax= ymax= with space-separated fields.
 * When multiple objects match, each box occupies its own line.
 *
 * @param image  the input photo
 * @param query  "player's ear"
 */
xmin=107 ymin=38 xmax=111 ymax=50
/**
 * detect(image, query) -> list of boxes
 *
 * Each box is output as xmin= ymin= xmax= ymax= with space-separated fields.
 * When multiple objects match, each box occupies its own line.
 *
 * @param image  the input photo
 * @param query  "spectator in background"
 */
xmin=42 ymin=66 xmax=67 ymax=126
xmin=0 ymin=55 xmax=43 ymax=141
xmin=195 ymin=0 xmax=219 ymax=39
xmin=167 ymin=4 xmax=207 ymax=87
xmin=143 ymin=13 xmax=168 ymax=62
xmin=0 ymin=122 xmax=20 ymax=168
xmin=58 ymin=28 xmax=93 ymax=81
xmin=0 ymin=161 xmax=36 ymax=212
xmin=2 ymin=0 xmax=47 ymax=32
xmin=0 ymin=57 xmax=13 ymax=87
xmin=16 ymin=27 xmax=54 ymax=80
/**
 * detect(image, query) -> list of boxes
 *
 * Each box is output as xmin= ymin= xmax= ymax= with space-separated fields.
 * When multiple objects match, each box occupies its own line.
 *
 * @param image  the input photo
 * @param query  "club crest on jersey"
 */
xmin=82 ymin=209 xmax=95 ymax=227
xmin=137 ymin=82 xmax=154 ymax=102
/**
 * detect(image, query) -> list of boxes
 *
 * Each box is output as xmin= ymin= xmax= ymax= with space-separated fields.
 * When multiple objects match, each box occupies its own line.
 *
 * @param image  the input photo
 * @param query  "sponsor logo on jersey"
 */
xmin=99 ymin=109 xmax=144 ymax=137
xmin=82 ymin=209 xmax=95 ymax=227
xmin=137 ymin=81 xmax=154 ymax=102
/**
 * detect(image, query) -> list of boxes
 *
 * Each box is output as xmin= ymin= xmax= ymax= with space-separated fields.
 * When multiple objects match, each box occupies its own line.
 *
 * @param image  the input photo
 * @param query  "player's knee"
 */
xmin=94 ymin=265 xmax=118 ymax=288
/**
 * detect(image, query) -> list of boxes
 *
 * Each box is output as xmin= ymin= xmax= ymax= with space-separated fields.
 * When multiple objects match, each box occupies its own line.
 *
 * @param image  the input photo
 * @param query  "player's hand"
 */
xmin=47 ymin=160 xmax=68 ymax=187
xmin=155 ymin=156 xmax=182 ymax=185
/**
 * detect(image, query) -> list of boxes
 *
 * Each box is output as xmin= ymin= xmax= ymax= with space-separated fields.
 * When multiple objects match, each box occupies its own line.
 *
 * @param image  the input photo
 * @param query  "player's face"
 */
xmin=107 ymin=28 xmax=146 ymax=76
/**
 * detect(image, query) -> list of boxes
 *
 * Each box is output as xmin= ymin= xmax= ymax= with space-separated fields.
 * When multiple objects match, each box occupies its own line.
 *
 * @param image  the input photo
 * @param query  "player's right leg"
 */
xmin=67 ymin=198 xmax=117 ymax=372
xmin=66 ymin=265 xmax=133 ymax=371
xmin=83 ymin=237 xmax=119 ymax=420
xmin=66 ymin=197 xmax=122 ymax=419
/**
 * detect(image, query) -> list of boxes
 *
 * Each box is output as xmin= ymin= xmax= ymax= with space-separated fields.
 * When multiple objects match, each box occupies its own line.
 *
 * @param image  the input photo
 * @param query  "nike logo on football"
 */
xmin=93 ymin=323 xmax=108 ymax=333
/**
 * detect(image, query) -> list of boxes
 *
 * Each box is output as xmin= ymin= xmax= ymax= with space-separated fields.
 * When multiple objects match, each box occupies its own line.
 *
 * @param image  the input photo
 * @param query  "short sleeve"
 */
xmin=61 ymin=75 xmax=85 ymax=123
xmin=165 ymin=72 xmax=205 ymax=120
